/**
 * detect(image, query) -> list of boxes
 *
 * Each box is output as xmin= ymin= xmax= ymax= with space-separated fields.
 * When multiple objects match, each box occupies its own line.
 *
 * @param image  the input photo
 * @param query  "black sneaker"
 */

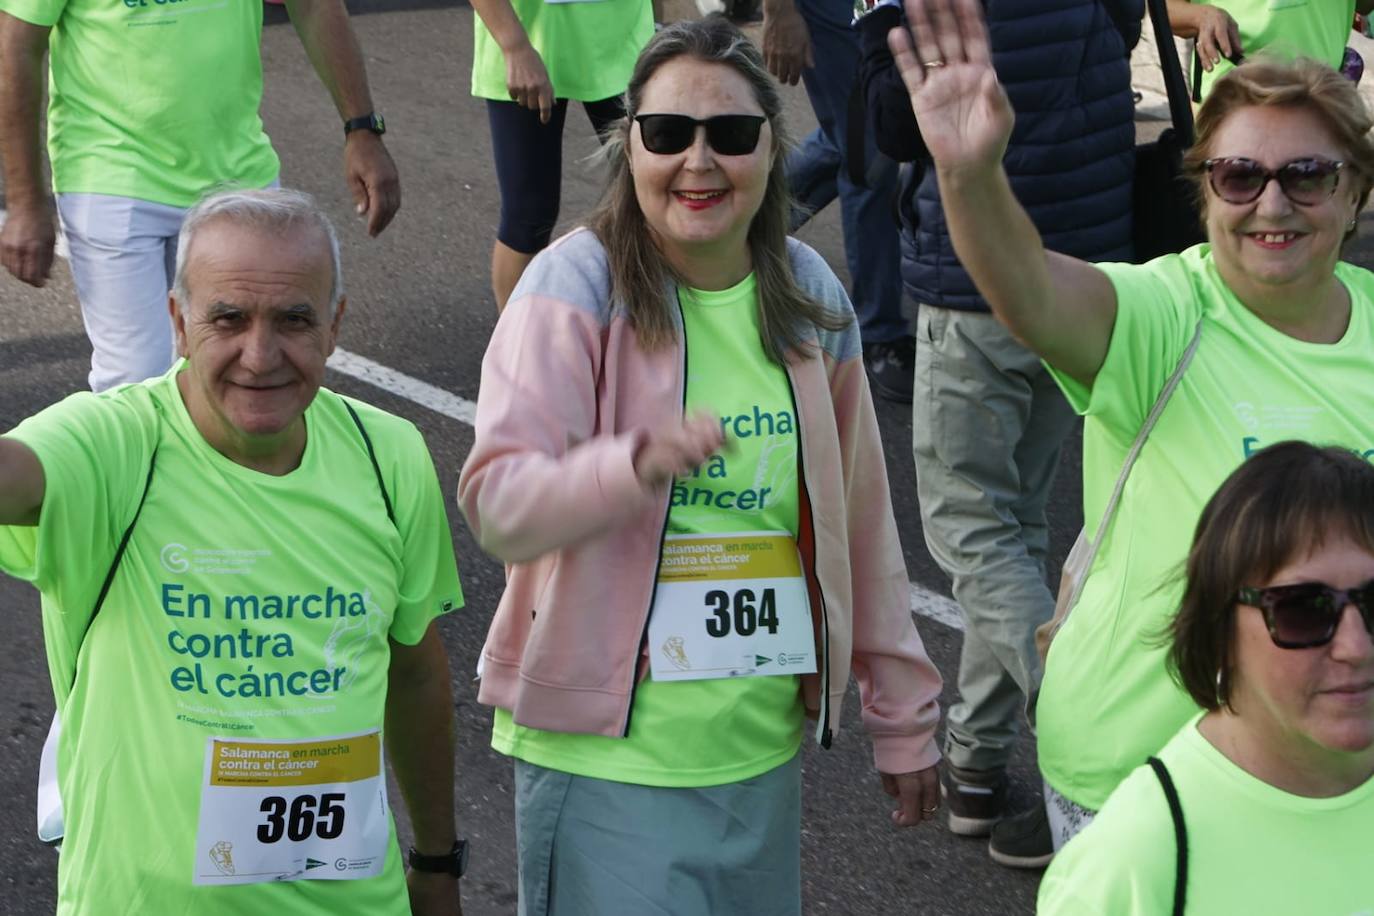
xmin=862 ymin=337 xmax=915 ymax=404
xmin=988 ymin=803 xmax=1055 ymax=869
xmin=940 ymin=765 xmax=1007 ymax=837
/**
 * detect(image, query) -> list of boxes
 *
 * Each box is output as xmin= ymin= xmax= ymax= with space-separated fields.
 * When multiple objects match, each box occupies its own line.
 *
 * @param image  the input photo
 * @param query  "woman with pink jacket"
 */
xmin=457 ymin=18 xmax=943 ymax=916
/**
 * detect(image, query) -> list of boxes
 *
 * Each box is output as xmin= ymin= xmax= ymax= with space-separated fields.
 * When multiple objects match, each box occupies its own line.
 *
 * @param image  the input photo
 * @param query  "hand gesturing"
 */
xmin=887 ymin=0 xmax=1014 ymax=178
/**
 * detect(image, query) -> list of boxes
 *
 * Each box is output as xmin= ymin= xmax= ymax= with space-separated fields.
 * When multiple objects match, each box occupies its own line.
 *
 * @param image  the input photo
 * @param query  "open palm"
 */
xmin=888 ymin=0 xmax=1014 ymax=176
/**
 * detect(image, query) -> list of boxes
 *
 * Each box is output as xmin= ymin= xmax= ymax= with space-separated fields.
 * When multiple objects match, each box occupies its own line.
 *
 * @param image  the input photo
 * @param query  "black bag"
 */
xmin=1132 ymin=0 xmax=1205 ymax=262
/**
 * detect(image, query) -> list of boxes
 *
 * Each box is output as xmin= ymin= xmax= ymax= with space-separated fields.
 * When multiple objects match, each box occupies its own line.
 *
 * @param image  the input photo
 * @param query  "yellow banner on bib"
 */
xmin=657 ymin=533 xmax=803 ymax=583
xmin=208 ymin=733 xmax=380 ymax=788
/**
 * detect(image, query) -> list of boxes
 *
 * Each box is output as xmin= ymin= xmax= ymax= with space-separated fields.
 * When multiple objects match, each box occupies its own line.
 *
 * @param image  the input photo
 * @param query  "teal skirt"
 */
xmin=513 ymin=753 xmax=802 ymax=916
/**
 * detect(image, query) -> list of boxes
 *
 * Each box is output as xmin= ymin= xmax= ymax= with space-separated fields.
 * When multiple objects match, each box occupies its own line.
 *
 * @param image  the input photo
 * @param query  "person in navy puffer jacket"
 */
xmin=855 ymin=0 xmax=1140 ymax=870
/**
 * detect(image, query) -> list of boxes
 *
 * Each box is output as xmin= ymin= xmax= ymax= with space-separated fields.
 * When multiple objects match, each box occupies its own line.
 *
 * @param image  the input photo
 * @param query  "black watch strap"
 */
xmin=343 ymin=112 xmax=386 ymax=136
xmin=408 ymin=839 xmax=468 ymax=877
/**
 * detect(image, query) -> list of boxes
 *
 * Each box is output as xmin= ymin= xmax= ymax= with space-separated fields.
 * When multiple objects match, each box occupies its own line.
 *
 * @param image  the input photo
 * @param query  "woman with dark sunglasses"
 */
xmin=888 ymin=0 xmax=1374 ymax=853
xmin=458 ymin=17 xmax=944 ymax=916
xmin=1039 ymin=441 xmax=1374 ymax=913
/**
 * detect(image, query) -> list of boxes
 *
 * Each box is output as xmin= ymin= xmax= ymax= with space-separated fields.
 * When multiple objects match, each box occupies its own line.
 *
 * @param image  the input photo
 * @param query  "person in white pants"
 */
xmin=0 ymin=0 xmax=400 ymax=392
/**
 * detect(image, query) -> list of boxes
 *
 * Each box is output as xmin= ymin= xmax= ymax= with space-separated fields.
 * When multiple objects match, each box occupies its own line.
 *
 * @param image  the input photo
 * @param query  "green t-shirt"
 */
xmin=0 ymin=0 xmax=278 ymax=206
xmin=1039 ymin=246 xmax=1374 ymax=810
xmin=471 ymin=0 xmax=653 ymax=102
xmin=1197 ymin=0 xmax=1355 ymax=98
xmin=492 ymin=273 xmax=805 ymax=787
xmin=1039 ymin=716 xmax=1374 ymax=915
xmin=0 ymin=368 xmax=463 ymax=915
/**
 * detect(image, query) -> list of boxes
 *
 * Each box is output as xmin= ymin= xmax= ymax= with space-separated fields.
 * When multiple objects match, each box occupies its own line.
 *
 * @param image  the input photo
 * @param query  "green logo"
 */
xmin=306 ymin=858 xmax=328 ymax=870
xmin=754 ymin=655 xmax=773 ymax=666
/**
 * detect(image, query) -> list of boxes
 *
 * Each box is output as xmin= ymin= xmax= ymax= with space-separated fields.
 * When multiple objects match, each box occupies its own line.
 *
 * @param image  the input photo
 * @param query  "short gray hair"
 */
xmin=172 ymin=187 xmax=345 ymax=313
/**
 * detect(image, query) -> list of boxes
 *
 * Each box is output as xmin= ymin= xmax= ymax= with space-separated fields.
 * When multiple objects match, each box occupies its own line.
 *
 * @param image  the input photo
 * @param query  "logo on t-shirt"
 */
xmin=159 ymin=543 xmax=271 ymax=576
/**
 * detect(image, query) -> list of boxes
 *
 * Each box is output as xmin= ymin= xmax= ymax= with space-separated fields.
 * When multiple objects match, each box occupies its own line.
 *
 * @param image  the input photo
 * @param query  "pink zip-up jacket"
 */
xmin=457 ymin=229 xmax=942 ymax=775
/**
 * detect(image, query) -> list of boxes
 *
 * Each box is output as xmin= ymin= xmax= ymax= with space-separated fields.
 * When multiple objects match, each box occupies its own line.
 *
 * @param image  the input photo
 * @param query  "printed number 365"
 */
xmin=257 ymin=793 xmax=346 ymax=844
xmin=704 ymin=588 xmax=780 ymax=638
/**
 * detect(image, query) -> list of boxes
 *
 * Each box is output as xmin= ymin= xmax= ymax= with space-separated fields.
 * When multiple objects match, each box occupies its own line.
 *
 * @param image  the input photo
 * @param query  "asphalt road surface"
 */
xmin=5 ymin=4 xmax=1374 ymax=914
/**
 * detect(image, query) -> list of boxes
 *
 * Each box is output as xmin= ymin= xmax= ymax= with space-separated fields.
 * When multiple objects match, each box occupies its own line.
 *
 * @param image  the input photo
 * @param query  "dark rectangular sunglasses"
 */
xmin=1236 ymin=579 xmax=1374 ymax=649
xmin=1203 ymin=157 xmax=1346 ymax=207
xmin=634 ymin=114 xmax=766 ymax=156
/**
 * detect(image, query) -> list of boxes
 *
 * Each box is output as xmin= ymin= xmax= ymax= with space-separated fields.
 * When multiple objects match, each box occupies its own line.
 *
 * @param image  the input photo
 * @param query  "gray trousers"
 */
xmin=912 ymin=308 xmax=1077 ymax=771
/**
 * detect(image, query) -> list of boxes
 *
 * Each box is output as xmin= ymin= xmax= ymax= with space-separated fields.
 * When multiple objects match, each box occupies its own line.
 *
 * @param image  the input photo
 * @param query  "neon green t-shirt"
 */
xmin=0 ymin=0 xmax=278 ymax=206
xmin=492 ymin=273 xmax=805 ymax=787
xmin=0 ymin=368 xmax=463 ymax=915
xmin=1039 ymin=715 xmax=1374 ymax=915
xmin=1038 ymin=246 xmax=1374 ymax=810
xmin=471 ymin=0 xmax=653 ymax=102
xmin=1197 ymin=0 xmax=1355 ymax=98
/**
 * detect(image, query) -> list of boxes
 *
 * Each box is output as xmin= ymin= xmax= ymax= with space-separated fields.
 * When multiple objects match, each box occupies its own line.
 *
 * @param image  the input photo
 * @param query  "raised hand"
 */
xmin=886 ymin=0 xmax=1013 ymax=178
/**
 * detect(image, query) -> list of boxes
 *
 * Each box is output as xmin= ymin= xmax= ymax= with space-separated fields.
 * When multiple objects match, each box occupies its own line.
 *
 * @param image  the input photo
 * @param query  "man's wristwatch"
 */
xmin=343 ymin=112 xmax=386 ymax=137
xmin=407 ymin=840 xmax=468 ymax=878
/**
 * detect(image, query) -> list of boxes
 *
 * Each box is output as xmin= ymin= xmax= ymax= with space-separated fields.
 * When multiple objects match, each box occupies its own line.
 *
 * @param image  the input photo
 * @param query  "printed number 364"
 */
xmin=704 ymin=588 xmax=780 ymax=638
xmin=257 ymin=793 xmax=346 ymax=844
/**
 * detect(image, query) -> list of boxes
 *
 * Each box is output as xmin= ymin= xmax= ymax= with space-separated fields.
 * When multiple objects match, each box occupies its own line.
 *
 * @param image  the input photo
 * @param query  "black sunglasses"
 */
xmin=1203 ymin=157 xmax=1347 ymax=207
xmin=1236 ymin=579 xmax=1374 ymax=649
xmin=633 ymin=114 xmax=766 ymax=156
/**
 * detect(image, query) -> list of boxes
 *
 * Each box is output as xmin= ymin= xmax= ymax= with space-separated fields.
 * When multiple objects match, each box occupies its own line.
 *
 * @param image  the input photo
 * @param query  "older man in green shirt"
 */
xmin=0 ymin=188 xmax=465 ymax=916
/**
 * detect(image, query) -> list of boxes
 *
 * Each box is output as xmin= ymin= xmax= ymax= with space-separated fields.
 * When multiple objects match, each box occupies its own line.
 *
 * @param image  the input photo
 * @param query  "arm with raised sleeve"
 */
xmin=457 ymin=292 xmax=659 ymax=564
xmin=0 ymin=438 xmax=43 ymax=526
xmin=890 ymin=0 xmax=1120 ymax=388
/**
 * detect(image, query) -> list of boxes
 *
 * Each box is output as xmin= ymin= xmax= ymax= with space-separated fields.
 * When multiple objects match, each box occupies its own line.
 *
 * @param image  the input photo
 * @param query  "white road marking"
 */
xmin=329 ymin=348 xmax=477 ymax=426
xmin=328 ymin=347 xmax=967 ymax=633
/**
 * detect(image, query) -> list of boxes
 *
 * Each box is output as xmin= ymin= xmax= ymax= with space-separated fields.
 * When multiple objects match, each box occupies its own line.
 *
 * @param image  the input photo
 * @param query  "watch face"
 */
xmin=371 ymin=114 xmax=386 ymax=134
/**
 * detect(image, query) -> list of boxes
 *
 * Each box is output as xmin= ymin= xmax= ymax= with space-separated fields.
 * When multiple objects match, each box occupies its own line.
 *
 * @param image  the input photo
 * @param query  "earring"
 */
xmin=1350 ymin=218 xmax=1359 ymax=231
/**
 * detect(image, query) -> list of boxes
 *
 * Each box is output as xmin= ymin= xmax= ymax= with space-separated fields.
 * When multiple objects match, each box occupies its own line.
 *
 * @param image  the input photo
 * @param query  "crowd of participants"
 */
xmin=0 ymin=0 xmax=1371 ymax=913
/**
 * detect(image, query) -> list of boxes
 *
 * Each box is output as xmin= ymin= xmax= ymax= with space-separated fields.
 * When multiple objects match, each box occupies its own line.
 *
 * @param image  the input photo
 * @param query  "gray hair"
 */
xmin=172 ymin=187 xmax=345 ymax=313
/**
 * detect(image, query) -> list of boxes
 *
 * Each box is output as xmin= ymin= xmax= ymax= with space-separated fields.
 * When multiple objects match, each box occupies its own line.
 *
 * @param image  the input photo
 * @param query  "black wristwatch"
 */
xmin=343 ymin=112 xmax=386 ymax=137
xmin=408 ymin=840 xmax=468 ymax=878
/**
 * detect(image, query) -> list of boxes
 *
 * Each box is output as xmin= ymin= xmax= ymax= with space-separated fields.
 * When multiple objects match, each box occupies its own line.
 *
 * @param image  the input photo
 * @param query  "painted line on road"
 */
xmin=328 ymin=347 xmax=967 ymax=633
xmin=329 ymin=348 xmax=477 ymax=425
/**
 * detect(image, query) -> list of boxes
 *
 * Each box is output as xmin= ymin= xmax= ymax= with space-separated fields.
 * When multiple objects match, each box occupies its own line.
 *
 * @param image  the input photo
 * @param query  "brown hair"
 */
xmin=587 ymin=16 xmax=849 ymax=363
xmin=1167 ymin=441 xmax=1374 ymax=711
xmin=1183 ymin=57 xmax=1374 ymax=245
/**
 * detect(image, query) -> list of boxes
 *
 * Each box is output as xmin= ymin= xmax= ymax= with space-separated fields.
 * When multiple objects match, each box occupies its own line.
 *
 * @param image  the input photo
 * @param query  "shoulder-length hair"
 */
xmin=1167 ymin=441 xmax=1374 ymax=711
xmin=1183 ymin=57 xmax=1374 ymax=245
xmin=588 ymin=16 xmax=849 ymax=364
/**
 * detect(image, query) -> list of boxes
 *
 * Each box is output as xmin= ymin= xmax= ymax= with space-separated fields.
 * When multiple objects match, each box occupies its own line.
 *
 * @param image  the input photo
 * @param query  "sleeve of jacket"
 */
xmin=456 ymin=245 xmax=658 ymax=564
xmin=832 ymin=351 xmax=943 ymax=773
xmin=799 ymin=247 xmax=942 ymax=774
xmin=857 ymin=4 xmax=929 ymax=164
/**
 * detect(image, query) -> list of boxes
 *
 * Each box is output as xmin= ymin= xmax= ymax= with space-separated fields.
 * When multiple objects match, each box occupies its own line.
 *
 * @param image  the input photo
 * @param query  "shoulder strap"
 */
xmin=1094 ymin=320 xmax=1202 ymax=538
xmin=1148 ymin=755 xmax=1188 ymax=916
xmin=74 ymin=448 xmax=158 ymax=691
xmin=342 ymin=399 xmax=396 ymax=526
